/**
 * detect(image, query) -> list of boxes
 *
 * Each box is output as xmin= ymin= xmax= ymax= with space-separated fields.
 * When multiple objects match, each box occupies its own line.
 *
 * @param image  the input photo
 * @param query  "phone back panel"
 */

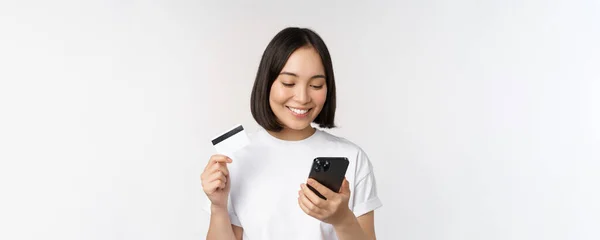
xmin=307 ymin=157 xmax=349 ymax=199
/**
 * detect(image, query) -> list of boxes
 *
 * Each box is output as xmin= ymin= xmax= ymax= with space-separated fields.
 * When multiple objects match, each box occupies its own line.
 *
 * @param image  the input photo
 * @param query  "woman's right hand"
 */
xmin=201 ymin=154 xmax=233 ymax=209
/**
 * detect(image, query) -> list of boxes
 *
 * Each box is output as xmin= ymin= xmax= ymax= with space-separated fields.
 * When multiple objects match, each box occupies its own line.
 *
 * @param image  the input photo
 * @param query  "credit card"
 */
xmin=211 ymin=124 xmax=250 ymax=157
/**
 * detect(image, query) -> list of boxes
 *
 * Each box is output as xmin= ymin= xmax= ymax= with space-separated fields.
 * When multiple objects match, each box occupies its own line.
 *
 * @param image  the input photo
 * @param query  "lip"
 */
xmin=286 ymin=106 xmax=312 ymax=117
xmin=286 ymin=106 xmax=311 ymax=110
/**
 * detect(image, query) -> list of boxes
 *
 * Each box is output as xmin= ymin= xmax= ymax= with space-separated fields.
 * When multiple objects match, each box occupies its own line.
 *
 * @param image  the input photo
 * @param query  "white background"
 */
xmin=1 ymin=1 xmax=599 ymax=239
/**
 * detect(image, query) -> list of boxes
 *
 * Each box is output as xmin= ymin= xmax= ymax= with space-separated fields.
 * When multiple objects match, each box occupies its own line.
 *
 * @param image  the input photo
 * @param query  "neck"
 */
xmin=267 ymin=126 xmax=316 ymax=141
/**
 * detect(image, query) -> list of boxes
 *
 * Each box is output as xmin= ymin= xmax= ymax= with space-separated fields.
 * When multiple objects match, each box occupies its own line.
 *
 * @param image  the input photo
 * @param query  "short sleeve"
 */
xmin=228 ymin=202 xmax=242 ymax=227
xmin=351 ymin=149 xmax=383 ymax=217
xmin=201 ymin=194 xmax=242 ymax=227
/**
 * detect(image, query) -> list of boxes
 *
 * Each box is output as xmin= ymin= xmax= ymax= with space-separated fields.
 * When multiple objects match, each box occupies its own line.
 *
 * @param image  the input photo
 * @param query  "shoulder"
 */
xmin=317 ymin=130 xmax=372 ymax=166
xmin=317 ymin=129 xmax=367 ymax=153
xmin=317 ymin=129 xmax=377 ymax=183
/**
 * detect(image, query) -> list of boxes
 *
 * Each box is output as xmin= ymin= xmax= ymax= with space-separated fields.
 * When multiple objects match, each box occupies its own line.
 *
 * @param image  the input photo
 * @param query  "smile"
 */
xmin=287 ymin=106 xmax=311 ymax=116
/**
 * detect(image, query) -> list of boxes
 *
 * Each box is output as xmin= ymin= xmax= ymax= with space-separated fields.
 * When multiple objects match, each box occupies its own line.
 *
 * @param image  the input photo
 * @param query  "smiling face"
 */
xmin=269 ymin=46 xmax=328 ymax=132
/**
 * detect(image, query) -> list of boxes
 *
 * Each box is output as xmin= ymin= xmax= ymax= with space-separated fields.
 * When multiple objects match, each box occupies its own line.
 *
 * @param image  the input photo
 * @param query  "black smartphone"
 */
xmin=307 ymin=157 xmax=349 ymax=200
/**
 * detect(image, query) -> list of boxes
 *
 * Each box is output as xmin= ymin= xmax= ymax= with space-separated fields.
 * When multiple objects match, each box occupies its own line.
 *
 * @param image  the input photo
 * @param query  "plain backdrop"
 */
xmin=1 ymin=1 xmax=599 ymax=240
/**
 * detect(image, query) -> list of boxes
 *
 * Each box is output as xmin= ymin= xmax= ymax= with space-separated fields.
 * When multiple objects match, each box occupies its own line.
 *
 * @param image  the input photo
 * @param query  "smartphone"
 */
xmin=307 ymin=157 xmax=349 ymax=200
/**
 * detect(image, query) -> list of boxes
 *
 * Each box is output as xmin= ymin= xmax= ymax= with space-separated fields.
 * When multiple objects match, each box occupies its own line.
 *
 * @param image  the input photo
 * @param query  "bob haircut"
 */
xmin=250 ymin=27 xmax=336 ymax=132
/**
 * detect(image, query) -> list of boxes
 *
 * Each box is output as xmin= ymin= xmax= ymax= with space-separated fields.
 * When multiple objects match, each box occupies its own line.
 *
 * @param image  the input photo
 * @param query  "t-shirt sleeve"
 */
xmin=228 ymin=202 xmax=242 ymax=227
xmin=351 ymin=149 xmax=383 ymax=217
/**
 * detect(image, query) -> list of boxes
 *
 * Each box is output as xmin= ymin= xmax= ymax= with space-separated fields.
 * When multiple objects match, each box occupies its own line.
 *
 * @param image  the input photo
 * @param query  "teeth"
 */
xmin=288 ymin=107 xmax=308 ymax=114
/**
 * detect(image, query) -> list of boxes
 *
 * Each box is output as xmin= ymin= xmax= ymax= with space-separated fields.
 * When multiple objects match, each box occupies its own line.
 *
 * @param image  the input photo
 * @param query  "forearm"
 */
xmin=206 ymin=205 xmax=236 ymax=240
xmin=333 ymin=212 xmax=373 ymax=240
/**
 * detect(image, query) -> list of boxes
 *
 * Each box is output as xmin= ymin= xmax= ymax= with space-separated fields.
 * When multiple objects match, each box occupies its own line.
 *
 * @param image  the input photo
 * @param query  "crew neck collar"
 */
xmin=260 ymin=127 xmax=322 ymax=145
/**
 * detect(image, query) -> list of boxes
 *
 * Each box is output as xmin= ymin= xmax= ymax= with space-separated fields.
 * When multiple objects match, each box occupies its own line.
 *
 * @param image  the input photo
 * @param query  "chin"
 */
xmin=281 ymin=121 xmax=313 ymax=131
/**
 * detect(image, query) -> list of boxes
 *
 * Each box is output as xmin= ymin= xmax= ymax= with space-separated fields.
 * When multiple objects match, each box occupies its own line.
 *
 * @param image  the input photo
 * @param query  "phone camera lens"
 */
xmin=323 ymin=160 xmax=330 ymax=172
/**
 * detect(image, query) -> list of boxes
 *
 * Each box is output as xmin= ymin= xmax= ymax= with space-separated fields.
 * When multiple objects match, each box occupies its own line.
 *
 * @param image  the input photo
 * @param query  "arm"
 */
xmin=206 ymin=205 xmax=244 ymax=240
xmin=201 ymin=155 xmax=244 ymax=240
xmin=334 ymin=211 xmax=376 ymax=240
xmin=232 ymin=225 xmax=243 ymax=240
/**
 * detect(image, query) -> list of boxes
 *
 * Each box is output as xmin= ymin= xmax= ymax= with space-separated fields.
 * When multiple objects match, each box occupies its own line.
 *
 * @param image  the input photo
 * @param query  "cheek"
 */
xmin=269 ymin=84 xmax=290 ymax=105
xmin=312 ymin=89 xmax=328 ymax=107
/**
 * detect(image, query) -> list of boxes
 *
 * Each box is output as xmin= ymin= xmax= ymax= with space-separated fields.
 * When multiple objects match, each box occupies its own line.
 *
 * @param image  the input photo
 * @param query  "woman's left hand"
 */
xmin=298 ymin=178 xmax=354 ymax=226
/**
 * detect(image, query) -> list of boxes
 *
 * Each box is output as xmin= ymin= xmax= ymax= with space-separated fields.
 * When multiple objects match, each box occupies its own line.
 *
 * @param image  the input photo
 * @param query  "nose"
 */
xmin=293 ymin=85 xmax=311 ymax=104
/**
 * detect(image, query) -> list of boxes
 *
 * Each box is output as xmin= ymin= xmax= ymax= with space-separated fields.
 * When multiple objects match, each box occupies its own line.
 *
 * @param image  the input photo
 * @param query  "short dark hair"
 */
xmin=250 ymin=27 xmax=337 ymax=132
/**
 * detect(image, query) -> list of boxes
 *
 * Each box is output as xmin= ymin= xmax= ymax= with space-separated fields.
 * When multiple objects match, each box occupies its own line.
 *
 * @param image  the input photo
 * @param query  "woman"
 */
xmin=201 ymin=27 xmax=382 ymax=240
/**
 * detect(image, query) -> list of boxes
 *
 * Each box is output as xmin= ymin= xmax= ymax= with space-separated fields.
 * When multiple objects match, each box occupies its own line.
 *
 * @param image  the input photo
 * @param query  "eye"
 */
xmin=281 ymin=82 xmax=295 ymax=87
xmin=310 ymin=85 xmax=324 ymax=89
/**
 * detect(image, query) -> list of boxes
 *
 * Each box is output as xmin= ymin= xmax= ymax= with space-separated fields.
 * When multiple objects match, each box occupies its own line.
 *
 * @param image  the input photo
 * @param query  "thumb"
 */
xmin=339 ymin=178 xmax=351 ymax=195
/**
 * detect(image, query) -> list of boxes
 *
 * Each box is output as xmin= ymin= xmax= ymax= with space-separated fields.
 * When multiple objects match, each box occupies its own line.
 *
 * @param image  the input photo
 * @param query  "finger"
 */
xmin=204 ymin=180 xmax=225 ymax=194
xmin=207 ymin=171 xmax=227 ymax=184
xmin=339 ymin=178 xmax=351 ymax=195
xmin=298 ymin=190 xmax=323 ymax=217
xmin=298 ymin=195 xmax=313 ymax=216
xmin=203 ymin=156 xmax=231 ymax=177
xmin=300 ymin=183 xmax=326 ymax=208
xmin=212 ymin=155 xmax=232 ymax=164
xmin=307 ymin=178 xmax=335 ymax=200
xmin=299 ymin=190 xmax=323 ymax=216
xmin=209 ymin=162 xmax=230 ymax=176
xmin=205 ymin=155 xmax=232 ymax=171
xmin=202 ymin=171 xmax=226 ymax=188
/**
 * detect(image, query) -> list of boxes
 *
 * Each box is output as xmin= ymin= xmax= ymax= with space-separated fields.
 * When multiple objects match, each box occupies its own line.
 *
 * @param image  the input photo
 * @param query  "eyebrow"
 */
xmin=280 ymin=72 xmax=326 ymax=79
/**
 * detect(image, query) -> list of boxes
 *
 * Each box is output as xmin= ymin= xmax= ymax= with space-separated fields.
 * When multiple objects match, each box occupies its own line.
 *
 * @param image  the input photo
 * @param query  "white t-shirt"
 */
xmin=203 ymin=127 xmax=382 ymax=240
